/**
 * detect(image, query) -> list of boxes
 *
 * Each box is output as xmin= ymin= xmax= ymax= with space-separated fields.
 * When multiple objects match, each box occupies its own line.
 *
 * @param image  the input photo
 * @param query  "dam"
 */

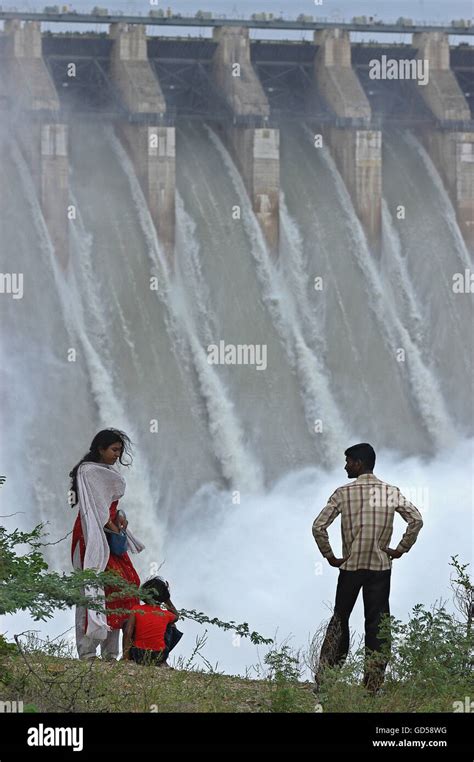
xmin=0 ymin=10 xmax=472 ymax=535
xmin=0 ymin=13 xmax=473 ymax=264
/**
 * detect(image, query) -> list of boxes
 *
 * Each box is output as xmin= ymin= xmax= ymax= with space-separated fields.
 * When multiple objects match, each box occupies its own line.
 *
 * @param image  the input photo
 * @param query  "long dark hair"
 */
xmin=141 ymin=577 xmax=170 ymax=605
xmin=69 ymin=429 xmax=133 ymax=506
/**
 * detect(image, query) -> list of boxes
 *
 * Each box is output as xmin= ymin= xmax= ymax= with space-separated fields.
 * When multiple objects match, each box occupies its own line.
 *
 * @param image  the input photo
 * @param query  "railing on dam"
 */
xmin=0 ymin=9 xmax=473 ymax=36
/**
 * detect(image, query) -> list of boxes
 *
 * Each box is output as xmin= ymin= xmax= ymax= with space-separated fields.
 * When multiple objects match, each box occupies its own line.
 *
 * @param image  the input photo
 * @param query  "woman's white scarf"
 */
xmin=73 ymin=461 xmax=145 ymax=641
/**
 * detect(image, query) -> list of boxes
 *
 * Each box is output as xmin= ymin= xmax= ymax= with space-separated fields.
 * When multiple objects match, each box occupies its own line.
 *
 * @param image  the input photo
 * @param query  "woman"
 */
xmin=70 ymin=429 xmax=145 ymax=661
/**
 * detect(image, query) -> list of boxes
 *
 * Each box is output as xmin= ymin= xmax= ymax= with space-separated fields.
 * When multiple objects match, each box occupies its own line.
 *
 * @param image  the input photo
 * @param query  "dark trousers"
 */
xmin=318 ymin=569 xmax=391 ymax=691
xmin=130 ymin=623 xmax=183 ymax=666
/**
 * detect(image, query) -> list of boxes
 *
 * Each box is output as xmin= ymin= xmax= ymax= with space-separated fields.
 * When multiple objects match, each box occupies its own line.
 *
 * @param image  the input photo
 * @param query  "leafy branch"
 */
xmin=0 ymin=479 xmax=272 ymax=646
xmin=175 ymin=609 xmax=273 ymax=646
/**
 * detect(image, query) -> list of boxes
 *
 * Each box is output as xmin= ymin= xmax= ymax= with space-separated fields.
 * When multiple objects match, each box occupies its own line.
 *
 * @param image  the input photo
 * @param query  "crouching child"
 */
xmin=122 ymin=577 xmax=183 ymax=667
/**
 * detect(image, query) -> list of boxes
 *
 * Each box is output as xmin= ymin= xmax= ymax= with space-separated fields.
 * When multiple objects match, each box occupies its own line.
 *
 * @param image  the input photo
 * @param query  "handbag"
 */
xmin=104 ymin=527 xmax=128 ymax=556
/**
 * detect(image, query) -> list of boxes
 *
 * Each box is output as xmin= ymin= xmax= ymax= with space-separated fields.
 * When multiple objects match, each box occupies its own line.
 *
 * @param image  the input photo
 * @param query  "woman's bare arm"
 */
xmin=166 ymin=599 xmax=180 ymax=619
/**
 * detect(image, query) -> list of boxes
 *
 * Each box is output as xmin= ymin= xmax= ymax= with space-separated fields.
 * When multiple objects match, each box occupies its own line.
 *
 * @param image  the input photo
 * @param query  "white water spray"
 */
xmin=108 ymin=127 xmax=263 ymax=492
xmin=208 ymin=126 xmax=349 ymax=465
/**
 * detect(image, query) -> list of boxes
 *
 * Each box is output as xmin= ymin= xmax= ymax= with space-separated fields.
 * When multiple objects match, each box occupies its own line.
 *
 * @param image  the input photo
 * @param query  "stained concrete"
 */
xmin=109 ymin=23 xmax=175 ymax=264
xmin=414 ymin=32 xmax=473 ymax=252
xmin=211 ymin=26 xmax=279 ymax=257
xmin=2 ymin=20 xmax=69 ymax=268
xmin=313 ymin=28 xmax=382 ymax=254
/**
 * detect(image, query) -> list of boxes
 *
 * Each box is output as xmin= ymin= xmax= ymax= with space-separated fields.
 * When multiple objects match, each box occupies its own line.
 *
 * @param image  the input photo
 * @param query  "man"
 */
xmin=312 ymin=443 xmax=423 ymax=693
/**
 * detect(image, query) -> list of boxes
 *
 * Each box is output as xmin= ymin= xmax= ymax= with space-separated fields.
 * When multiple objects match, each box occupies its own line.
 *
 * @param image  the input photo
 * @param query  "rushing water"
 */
xmin=0 ymin=117 xmax=472 ymax=676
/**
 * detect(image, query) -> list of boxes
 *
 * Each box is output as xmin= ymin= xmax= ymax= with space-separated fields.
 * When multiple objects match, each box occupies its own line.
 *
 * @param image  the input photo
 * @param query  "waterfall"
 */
xmin=1 ymin=114 xmax=471 ymax=676
xmin=318 ymin=135 xmax=456 ymax=450
xmin=279 ymin=192 xmax=331 ymax=361
xmin=108 ymin=127 xmax=264 ymax=493
xmin=382 ymin=129 xmax=473 ymax=429
xmin=207 ymin=125 xmax=349 ymax=465
xmin=381 ymin=199 xmax=425 ymax=348
xmin=10 ymin=141 xmax=165 ymax=567
xmin=405 ymin=131 xmax=472 ymax=271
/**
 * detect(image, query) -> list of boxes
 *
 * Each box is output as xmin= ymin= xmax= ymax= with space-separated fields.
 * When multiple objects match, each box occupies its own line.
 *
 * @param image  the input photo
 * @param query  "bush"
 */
xmin=313 ymin=556 xmax=474 ymax=712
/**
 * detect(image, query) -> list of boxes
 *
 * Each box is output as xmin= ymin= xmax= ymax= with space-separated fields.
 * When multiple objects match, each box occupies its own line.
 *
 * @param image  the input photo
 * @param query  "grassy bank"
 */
xmin=1 ymin=519 xmax=471 ymax=715
xmin=0 ymin=649 xmax=470 ymax=713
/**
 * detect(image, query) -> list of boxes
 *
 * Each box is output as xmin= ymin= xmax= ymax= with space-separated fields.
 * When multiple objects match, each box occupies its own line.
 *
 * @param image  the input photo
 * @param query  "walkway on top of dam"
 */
xmin=0 ymin=10 xmax=473 ymax=35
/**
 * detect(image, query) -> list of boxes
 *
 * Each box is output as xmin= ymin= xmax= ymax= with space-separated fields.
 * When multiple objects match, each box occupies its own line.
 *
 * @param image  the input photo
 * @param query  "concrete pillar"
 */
xmin=0 ymin=70 xmax=8 ymax=112
xmin=110 ymin=23 xmax=175 ymax=264
xmin=211 ymin=27 xmax=279 ymax=257
xmin=413 ymin=32 xmax=470 ymax=121
xmin=41 ymin=124 xmax=68 ymax=265
xmin=212 ymin=26 xmax=270 ymax=118
xmin=2 ymin=20 xmax=69 ymax=268
xmin=313 ymin=29 xmax=382 ymax=254
xmin=413 ymin=32 xmax=474 ymax=252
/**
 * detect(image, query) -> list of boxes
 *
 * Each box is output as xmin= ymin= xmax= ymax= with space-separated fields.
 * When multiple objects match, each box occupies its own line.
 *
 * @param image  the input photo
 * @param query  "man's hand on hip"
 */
xmin=384 ymin=547 xmax=403 ymax=559
xmin=327 ymin=555 xmax=348 ymax=568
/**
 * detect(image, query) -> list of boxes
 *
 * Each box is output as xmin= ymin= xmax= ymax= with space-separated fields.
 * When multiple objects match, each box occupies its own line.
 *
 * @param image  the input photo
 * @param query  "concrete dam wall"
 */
xmin=0 ymin=20 xmax=472 ymax=265
xmin=0 ymin=14 xmax=471 ymax=605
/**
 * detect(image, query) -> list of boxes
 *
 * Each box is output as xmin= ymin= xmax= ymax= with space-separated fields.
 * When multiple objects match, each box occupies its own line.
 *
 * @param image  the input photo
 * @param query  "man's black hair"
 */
xmin=344 ymin=443 xmax=376 ymax=470
xmin=141 ymin=576 xmax=170 ymax=605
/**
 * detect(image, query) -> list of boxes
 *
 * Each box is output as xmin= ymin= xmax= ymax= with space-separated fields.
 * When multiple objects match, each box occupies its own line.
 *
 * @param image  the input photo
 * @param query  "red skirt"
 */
xmin=71 ymin=500 xmax=140 ymax=629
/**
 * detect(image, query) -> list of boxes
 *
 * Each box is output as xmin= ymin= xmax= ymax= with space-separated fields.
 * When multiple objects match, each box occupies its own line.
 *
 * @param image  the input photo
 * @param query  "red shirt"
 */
xmin=132 ymin=604 xmax=177 ymax=651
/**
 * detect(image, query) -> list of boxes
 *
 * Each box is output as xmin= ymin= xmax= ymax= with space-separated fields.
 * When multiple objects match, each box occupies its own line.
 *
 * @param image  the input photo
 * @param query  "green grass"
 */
xmin=1 ymin=555 xmax=471 ymax=713
xmin=0 ymin=650 xmax=471 ymax=713
xmin=0 ymin=652 xmax=314 ymax=713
